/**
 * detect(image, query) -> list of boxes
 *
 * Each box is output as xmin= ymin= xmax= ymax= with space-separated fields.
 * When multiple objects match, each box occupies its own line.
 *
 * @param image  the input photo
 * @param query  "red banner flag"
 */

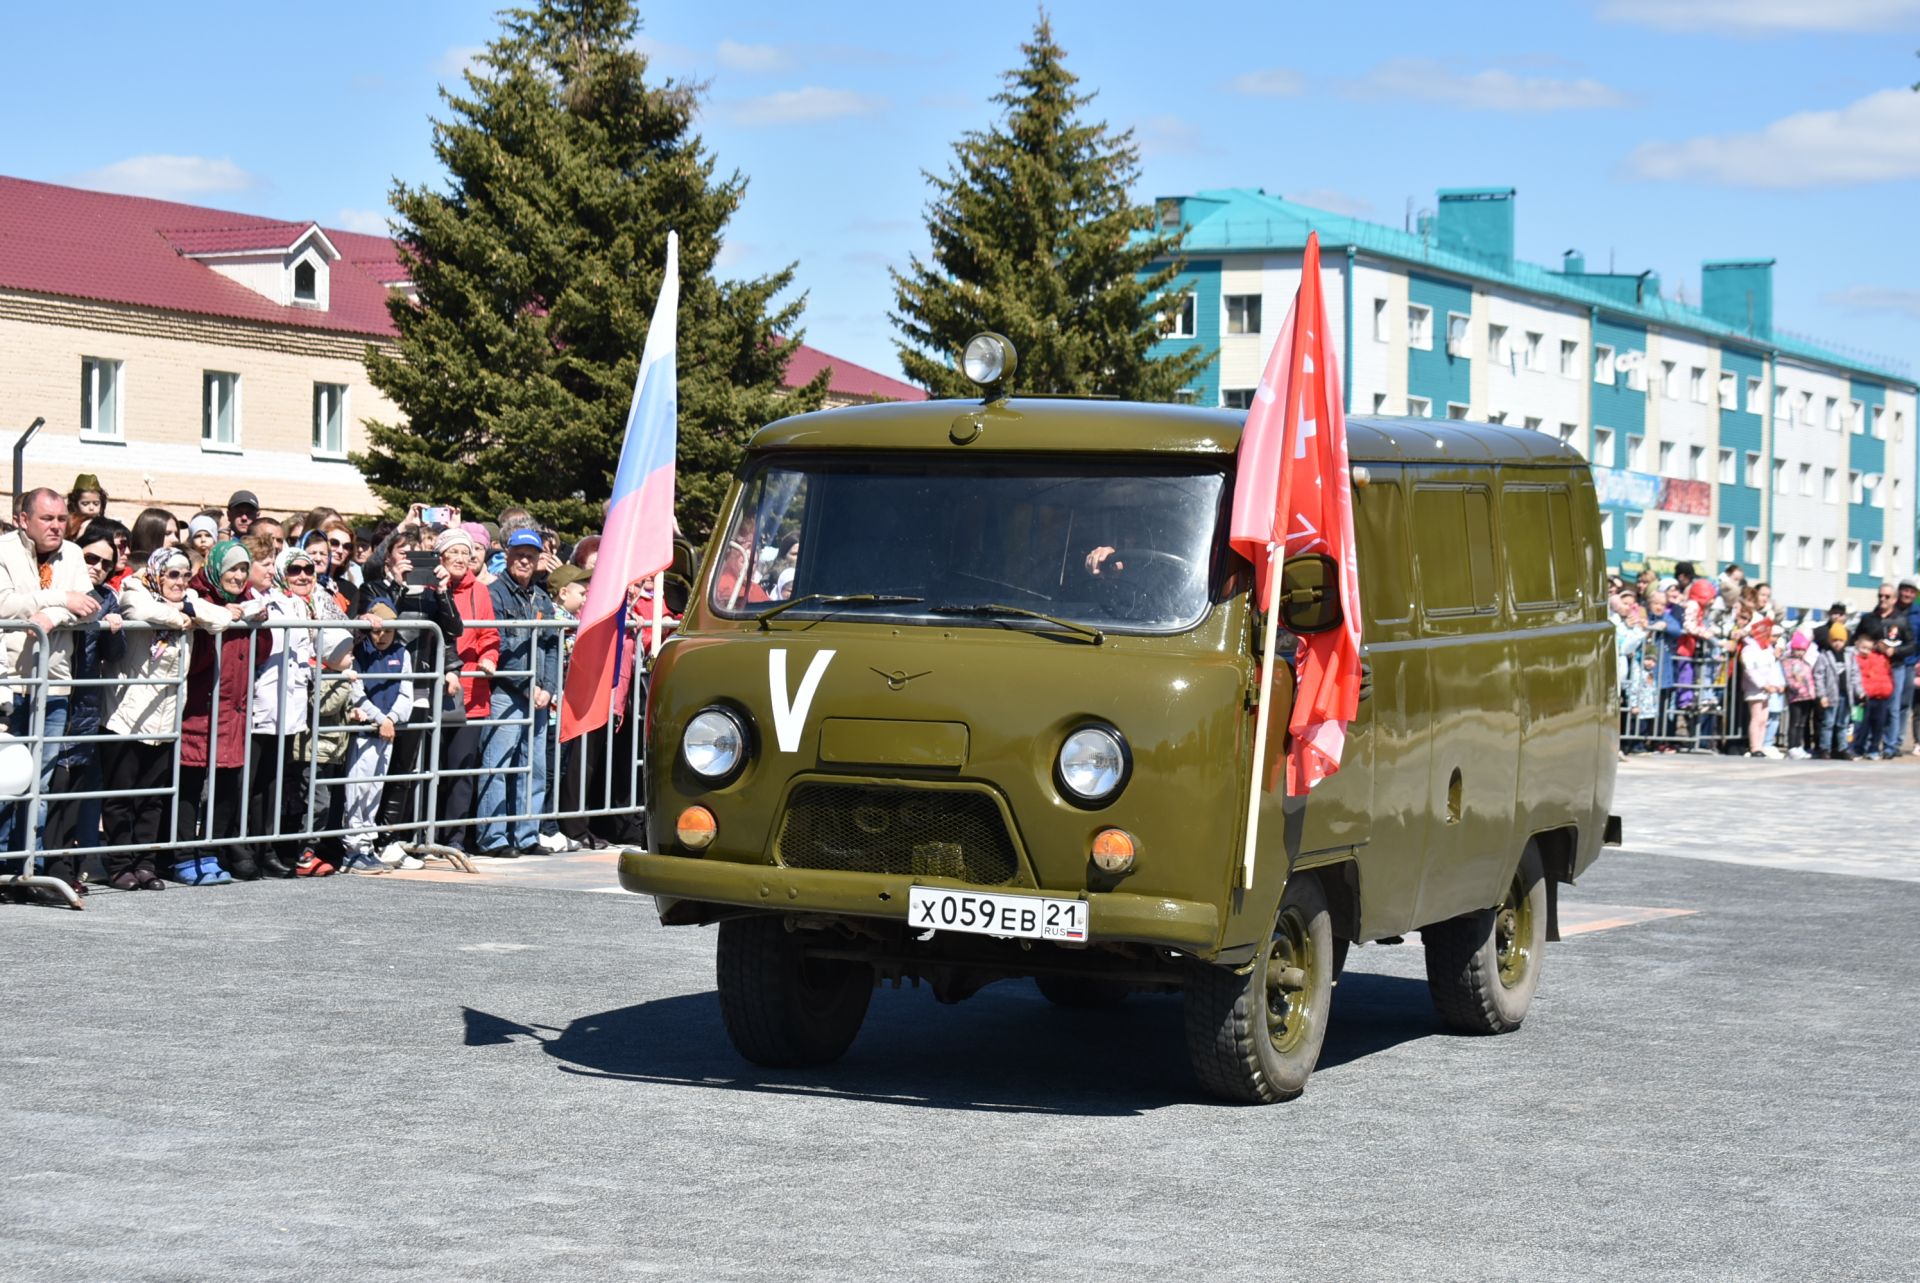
xmin=1227 ymin=232 xmax=1365 ymax=803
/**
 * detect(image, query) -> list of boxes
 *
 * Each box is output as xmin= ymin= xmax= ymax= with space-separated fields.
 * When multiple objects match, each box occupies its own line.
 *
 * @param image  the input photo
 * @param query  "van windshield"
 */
xmin=710 ymin=454 xmax=1227 ymax=632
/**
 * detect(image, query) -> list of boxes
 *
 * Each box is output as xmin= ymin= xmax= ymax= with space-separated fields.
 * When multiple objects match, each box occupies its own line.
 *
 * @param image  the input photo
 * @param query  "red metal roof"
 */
xmin=785 ymin=342 xmax=926 ymax=402
xmin=0 ymin=176 xmax=401 ymax=337
xmin=159 ymin=221 xmax=329 ymax=257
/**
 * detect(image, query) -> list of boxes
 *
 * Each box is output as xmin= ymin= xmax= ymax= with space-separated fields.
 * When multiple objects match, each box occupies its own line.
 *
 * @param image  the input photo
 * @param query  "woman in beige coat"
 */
xmin=99 ymin=549 xmax=231 ymax=889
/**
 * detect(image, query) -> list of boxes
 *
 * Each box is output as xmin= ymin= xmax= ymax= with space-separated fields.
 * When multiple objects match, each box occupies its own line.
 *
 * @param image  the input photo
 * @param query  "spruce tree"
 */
xmin=890 ymin=15 xmax=1212 ymax=400
xmin=360 ymin=0 xmax=826 ymax=538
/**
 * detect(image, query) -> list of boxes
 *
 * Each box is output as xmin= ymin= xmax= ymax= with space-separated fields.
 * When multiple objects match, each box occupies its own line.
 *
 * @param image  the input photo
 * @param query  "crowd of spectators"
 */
xmin=0 ymin=474 xmax=651 ymax=903
xmin=1609 ymin=560 xmax=1919 ymax=761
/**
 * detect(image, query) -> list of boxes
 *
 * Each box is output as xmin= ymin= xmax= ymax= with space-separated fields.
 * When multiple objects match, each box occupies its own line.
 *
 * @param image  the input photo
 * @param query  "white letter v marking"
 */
xmin=769 ymin=649 xmax=836 ymax=753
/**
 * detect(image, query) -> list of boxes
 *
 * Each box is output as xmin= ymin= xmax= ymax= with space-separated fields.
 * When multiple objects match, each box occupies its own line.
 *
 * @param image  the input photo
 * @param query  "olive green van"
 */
xmin=621 ymin=392 xmax=1620 ymax=1103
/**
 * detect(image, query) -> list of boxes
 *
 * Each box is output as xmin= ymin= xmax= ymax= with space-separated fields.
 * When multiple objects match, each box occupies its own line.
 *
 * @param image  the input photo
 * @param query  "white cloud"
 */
xmin=1286 ymin=187 xmax=1375 ymax=219
xmin=1600 ymin=0 xmax=1920 ymax=32
xmin=1823 ymin=285 xmax=1920 ymax=320
xmin=437 ymin=44 xmax=485 ymax=80
xmin=1227 ymin=68 xmax=1305 ymax=97
xmin=1626 ymin=88 xmax=1920 ymax=186
xmin=333 ymin=207 xmax=391 ymax=235
xmin=729 ymin=87 xmax=885 ymax=126
xmin=717 ymin=40 xmax=791 ymax=73
xmin=1346 ymin=58 xmax=1628 ymax=111
xmin=67 ymin=154 xmax=261 ymax=200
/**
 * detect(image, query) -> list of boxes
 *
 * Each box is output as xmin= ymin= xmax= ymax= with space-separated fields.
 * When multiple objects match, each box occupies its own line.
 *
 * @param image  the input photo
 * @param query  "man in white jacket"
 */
xmin=0 ymin=487 xmax=100 ymax=857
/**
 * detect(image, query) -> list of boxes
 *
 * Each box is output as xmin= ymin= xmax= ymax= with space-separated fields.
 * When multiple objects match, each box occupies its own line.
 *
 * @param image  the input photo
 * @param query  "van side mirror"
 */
xmin=1279 ymin=554 xmax=1343 ymax=634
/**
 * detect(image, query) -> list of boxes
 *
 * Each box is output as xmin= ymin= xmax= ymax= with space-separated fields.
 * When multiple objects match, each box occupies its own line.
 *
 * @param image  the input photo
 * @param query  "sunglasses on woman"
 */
xmin=286 ymin=563 xmax=316 ymax=576
xmin=328 ymin=537 xmax=352 ymax=549
xmin=83 ymin=552 xmax=114 ymax=568
xmin=161 ymin=569 xmax=189 ymax=580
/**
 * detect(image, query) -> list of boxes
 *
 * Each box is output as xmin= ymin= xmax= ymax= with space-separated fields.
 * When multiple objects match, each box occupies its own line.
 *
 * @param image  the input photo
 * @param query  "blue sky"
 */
xmin=4 ymin=0 xmax=1919 ymax=382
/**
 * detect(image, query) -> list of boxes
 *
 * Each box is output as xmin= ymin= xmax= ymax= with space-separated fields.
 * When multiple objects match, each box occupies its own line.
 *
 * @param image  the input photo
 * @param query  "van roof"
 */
xmin=750 ymin=397 xmax=1585 ymax=466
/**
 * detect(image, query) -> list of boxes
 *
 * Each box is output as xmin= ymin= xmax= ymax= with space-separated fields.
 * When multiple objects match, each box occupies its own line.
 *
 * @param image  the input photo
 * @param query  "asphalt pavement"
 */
xmin=4 ymin=758 xmax=1918 ymax=1282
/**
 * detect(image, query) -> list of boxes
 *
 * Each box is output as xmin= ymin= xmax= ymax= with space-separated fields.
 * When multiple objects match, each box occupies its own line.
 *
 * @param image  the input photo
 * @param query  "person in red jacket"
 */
xmin=177 ymin=541 xmax=270 ymax=884
xmin=433 ymin=528 xmax=498 ymax=853
xmin=1849 ymin=631 xmax=1896 ymax=759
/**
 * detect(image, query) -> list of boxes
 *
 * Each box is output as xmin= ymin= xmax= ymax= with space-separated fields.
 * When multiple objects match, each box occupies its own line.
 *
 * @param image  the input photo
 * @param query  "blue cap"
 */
xmin=505 ymin=528 xmax=544 ymax=550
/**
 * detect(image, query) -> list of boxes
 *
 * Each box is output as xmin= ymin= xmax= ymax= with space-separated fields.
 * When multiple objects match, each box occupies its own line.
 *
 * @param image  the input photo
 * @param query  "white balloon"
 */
xmin=0 ymin=740 xmax=34 ymax=798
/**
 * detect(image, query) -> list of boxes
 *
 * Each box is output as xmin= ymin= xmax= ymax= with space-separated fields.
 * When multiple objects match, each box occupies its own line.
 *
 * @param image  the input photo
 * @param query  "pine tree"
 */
xmin=890 ymin=15 xmax=1212 ymax=400
xmin=359 ymin=0 xmax=826 ymax=538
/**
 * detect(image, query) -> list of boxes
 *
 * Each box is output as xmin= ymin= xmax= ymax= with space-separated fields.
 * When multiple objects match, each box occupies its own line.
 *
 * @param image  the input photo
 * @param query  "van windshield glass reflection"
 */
xmin=710 ymin=455 xmax=1225 ymax=631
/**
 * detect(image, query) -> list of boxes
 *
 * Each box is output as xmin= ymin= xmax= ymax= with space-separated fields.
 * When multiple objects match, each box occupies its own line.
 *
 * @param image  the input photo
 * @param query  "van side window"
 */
xmin=1354 ymin=475 xmax=1412 ymax=629
xmin=1500 ymin=486 xmax=1557 ymax=609
xmin=1546 ymin=488 xmax=1580 ymax=606
xmin=1414 ymin=484 xmax=1497 ymax=615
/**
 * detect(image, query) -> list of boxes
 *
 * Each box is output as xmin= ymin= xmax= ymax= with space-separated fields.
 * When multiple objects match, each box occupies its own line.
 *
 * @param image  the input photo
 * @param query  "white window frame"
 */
xmin=1221 ymin=388 xmax=1255 ymax=411
xmin=312 ymin=382 xmax=349 ymax=459
xmin=1796 ymin=535 xmax=1813 ymax=569
xmin=1661 ymin=360 xmax=1678 ymax=401
xmin=1871 ymin=405 xmax=1886 ymax=438
xmin=1371 ymin=392 xmax=1388 ymax=414
xmin=1407 ymin=395 xmax=1432 ymax=419
xmin=1687 ymin=521 xmax=1706 ymax=559
xmin=1657 ymin=517 xmax=1677 ymax=556
xmin=1824 ymin=396 xmax=1839 ymax=431
xmin=80 ymin=356 xmax=124 ymax=443
xmin=1593 ymin=344 xmax=1615 ymax=385
xmin=1557 ymin=422 xmax=1578 ymax=447
xmin=1717 ymin=525 xmax=1735 ymax=561
xmin=1372 ymin=298 xmax=1390 ymax=343
xmin=1445 ymin=312 xmax=1469 ymax=358
xmin=1870 ymin=541 xmax=1885 ymax=576
xmin=1717 ymin=448 xmax=1735 ymax=484
xmin=1657 ymin=441 xmax=1677 ymax=477
xmin=1798 ymin=462 xmax=1813 ymax=496
xmin=1223 ymin=293 xmax=1262 ymax=336
xmin=1798 ymin=390 xmax=1814 ymax=425
xmin=1588 ymin=426 xmax=1612 ymax=463
xmin=1869 ymin=473 xmax=1886 ymax=509
xmin=1848 ymin=400 xmax=1864 ymax=434
xmin=202 ymin=371 xmax=241 ymax=452
xmin=1718 ymin=372 xmax=1737 ymax=410
xmin=1848 ymin=539 xmax=1862 ymax=574
xmin=1690 ymin=367 xmax=1708 ymax=404
xmin=1407 ymin=304 xmax=1433 ymax=351
xmin=1823 ymin=467 xmax=1838 ymax=503
xmin=1523 ymin=331 xmax=1542 ymax=370
xmin=1523 ymin=415 xmax=1542 ymax=431
xmin=1688 ymin=445 xmax=1706 ymax=481
xmin=1559 ymin=339 xmax=1579 ymax=379
xmin=1625 ymin=433 xmax=1645 ymax=471
xmin=1165 ymin=293 xmax=1196 ymax=339
xmin=1744 ymin=451 xmax=1761 ymax=487
xmin=1445 ymin=401 xmax=1469 ymax=420
xmin=1626 ymin=513 xmax=1646 ymax=552
xmin=1746 ymin=377 xmax=1762 ymax=415
xmin=1823 ymin=539 xmax=1838 ymax=572
xmin=1744 ymin=528 xmax=1760 ymax=564
xmin=1773 ymin=460 xmax=1788 ymax=495
xmin=1849 ymin=470 xmax=1863 ymax=503
xmin=1488 ymin=323 xmax=1510 ymax=366
xmin=1769 ymin=533 xmax=1785 ymax=568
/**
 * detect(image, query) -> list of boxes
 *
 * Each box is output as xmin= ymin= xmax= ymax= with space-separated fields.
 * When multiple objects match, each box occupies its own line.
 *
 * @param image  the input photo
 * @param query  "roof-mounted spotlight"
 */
xmin=961 ymin=332 xmax=1017 ymax=400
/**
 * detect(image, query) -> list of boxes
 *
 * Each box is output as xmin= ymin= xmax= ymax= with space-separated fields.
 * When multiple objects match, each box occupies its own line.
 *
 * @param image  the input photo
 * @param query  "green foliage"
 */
xmin=890 ymin=14 xmax=1213 ymax=401
xmin=359 ymin=0 xmax=827 ymax=539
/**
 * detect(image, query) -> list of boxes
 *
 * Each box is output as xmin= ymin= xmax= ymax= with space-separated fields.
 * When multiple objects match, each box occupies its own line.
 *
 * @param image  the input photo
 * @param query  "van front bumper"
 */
xmin=618 ymin=852 xmax=1222 ymax=956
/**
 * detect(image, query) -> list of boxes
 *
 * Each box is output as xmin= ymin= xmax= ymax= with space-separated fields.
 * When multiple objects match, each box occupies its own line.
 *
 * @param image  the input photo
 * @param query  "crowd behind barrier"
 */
xmin=1 ymin=479 xmax=663 ymax=909
xmin=1610 ymin=562 xmax=1920 ymax=761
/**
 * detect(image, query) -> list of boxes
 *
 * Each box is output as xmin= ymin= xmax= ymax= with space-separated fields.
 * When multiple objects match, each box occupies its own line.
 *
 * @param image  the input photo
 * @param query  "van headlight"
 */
xmin=682 ymin=708 xmax=748 ymax=782
xmin=1057 ymin=725 xmax=1129 ymax=806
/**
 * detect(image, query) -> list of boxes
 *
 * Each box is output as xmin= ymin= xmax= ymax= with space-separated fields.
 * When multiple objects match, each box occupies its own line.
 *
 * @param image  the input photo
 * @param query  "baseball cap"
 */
xmin=548 ymin=564 xmax=588 ymax=592
xmin=227 ymin=489 xmax=259 ymax=512
xmin=505 ymin=527 xmax=544 ymax=550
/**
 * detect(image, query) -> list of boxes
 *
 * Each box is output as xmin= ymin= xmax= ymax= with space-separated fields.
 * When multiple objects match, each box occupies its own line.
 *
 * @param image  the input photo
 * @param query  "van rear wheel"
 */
xmin=716 ymin=916 xmax=873 ymax=1067
xmin=1422 ymin=843 xmax=1547 ymax=1034
xmin=1184 ymin=873 xmax=1334 ymax=1103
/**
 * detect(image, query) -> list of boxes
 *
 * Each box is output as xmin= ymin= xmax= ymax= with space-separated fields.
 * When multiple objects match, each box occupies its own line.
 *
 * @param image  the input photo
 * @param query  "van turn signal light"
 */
xmin=1090 ymin=827 xmax=1136 ymax=874
xmin=677 ymin=806 xmax=717 ymax=851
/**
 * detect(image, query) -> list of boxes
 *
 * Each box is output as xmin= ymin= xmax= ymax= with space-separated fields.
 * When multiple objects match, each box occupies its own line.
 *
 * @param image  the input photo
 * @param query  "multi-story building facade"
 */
xmin=0 ymin=175 xmax=920 ymax=524
xmin=1148 ymin=186 xmax=1918 ymax=608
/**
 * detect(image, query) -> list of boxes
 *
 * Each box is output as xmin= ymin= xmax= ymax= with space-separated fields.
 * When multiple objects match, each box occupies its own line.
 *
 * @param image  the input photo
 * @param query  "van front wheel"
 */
xmin=716 ymin=916 xmax=873 ymax=1067
xmin=1422 ymin=843 xmax=1547 ymax=1034
xmin=1184 ymin=873 xmax=1334 ymax=1104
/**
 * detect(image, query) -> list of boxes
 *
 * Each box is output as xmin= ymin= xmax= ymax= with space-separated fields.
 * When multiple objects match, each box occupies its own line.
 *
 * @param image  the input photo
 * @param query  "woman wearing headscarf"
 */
xmin=243 ymin=541 xmax=327 ymax=877
xmin=101 ymin=548 xmax=232 ymax=889
xmin=176 ymin=539 xmax=268 ymax=884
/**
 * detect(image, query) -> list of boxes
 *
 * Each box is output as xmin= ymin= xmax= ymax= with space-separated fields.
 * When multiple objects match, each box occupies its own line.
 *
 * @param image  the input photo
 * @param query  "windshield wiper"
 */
xmin=753 ymin=593 xmax=924 ymax=628
xmin=927 ymin=603 xmax=1104 ymax=644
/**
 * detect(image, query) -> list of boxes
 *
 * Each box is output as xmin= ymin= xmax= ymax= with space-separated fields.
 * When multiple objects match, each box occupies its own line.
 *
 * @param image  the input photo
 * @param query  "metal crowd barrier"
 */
xmin=0 ymin=608 xmax=648 ymax=910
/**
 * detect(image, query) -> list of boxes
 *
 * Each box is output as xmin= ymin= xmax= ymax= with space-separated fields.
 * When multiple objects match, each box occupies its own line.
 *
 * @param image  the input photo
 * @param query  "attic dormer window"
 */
xmin=293 ymin=261 xmax=317 ymax=302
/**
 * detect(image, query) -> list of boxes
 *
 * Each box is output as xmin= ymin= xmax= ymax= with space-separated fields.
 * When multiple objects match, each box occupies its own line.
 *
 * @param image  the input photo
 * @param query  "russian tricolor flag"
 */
xmin=560 ymin=231 xmax=679 ymax=742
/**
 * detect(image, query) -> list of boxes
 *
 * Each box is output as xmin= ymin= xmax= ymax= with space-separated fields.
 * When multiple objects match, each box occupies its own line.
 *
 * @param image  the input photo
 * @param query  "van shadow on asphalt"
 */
xmin=462 ymin=969 xmax=1445 ymax=1117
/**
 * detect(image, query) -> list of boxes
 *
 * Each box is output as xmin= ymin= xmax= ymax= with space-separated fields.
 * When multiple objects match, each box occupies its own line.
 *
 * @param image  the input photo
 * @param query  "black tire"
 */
xmin=1034 ymin=975 xmax=1131 ymax=1008
xmin=1422 ymin=842 xmax=1547 ymax=1034
xmin=1184 ymin=872 xmax=1335 ymax=1104
xmin=715 ymin=916 xmax=873 ymax=1068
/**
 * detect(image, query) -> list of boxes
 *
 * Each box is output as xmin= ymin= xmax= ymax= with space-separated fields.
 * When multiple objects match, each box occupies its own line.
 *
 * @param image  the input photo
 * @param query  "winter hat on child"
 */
xmin=1789 ymin=633 xmax=1809 ymax=653
xmin=187 ymin=514 xmax=220 ymax=541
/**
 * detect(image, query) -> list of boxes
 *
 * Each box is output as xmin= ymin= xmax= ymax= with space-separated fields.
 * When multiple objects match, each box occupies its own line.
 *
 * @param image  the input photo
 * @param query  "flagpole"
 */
xmin=1241 ymin=541 xmax=1283 ymax=889
xmin=650 ymin=582 xmax=664 ymax=657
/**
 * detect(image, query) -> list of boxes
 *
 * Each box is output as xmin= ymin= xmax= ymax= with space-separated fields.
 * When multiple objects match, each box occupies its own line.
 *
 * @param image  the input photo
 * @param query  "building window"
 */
xmin=1718 ymin=525 xmax=1735 ymax=560
xmin=1798 ymin=462 xmax=1813 ymax=495
xmin=1848 ymin=400 xmax=1864 ymax=434
xmin=1871 ymin=405 xmax=1886 ymax=438
xmin=1408 ymin=304 xmax=1432 ymax=350
xmin=1849 ymin=470 xmax=1863 ymax=503
xmin=1870 ymin=541 xmax=1885 ymax=576
xmin=1626 ymin=513 xmax=1645 ymax=552
xmin=1823 ymin=467 xmax=1838 ymax=502
xmin=1165 ymin=293 xmax=1195 ymax=338
xmin=1487 ymin=410 xmax=1507 ymax=425
xmin=1407 ymin=396 xmax=1431 ymax=418
xmin=1445 ymin=401 xmax=1468 ymax=420
xmin=1797 ymin=390 xmax=1814 ymax=425
xmin=80 ymin=357 xmax=122 ymax=441
xmin=1774 ymin=388 xmax=1789 ymax=421
xmin=1869 ymin=473 xmax=1885 ymax=508
xmin=1625 ymin=356 xmax=1647 ymax=393
xmin=1221 ymin=388 xmax=1254 ymax=410
xmin=1157 ymin=199 xmax=1181 ymax=229
xmin=1688 ymin=521 xmax=1706 ymax=558
xmin=1172 ymin=389 xmax=1197 ymax=405
xmin=1658 ymin=441 xmax=1676 ymax=476
xmin=1657 ymin=517 xmax=1677 ymax=555
xmin=1718 ymin=372 xmax=1737 ymax=409
xmin=1224 ymin=294 xmax=1262 ymax=336
xmin=1690 ymin=367 xmax=1708 ymax=403
xmin=1523 ymin=415 xmax=1542 ymax=431
xmin=1744 ymin=451 xmax=1761 ymax=486
xmin=1559 ymin=339 xmax=1579 ymax=378
xmin=1625 ymin=434 xmax=1645 ymax=471
xmin=1769 ymin=533 xmax=1785 ymax=567
xmin=1718 ymin=448 xmax=1735 ymax=484
xmin=1773 ymin=460 xmax=1788 ymax=495
xmin=202 ymin=371 xmax=240 ymax=449
xmin=1371 ymin=392 xmax=1388 ymax=413
xmin=1747 ymin=377 xmax=1762 ymax=414
xmin=1488 ymin=324 xmax=1510 ymax=366
xmin=1557 ymin=422 xmax=1577 ymax=445
xmin=313 ymin=383 xmax=348 ymax=455
xmin=1744 ymin=528 xmax=1760 ymax=564
xmin=1689 ymin=445 xmax=1706 ymax=481
xmin=1373 ymin=298 xmax=1389 ymax=342
xmin=1823 ymin=539 xmax=1837 ymax=572
xmin=293 ymin=260 xmax=317 ymax=302
xmin=1893 ymin=478 xmax=1904 ymax=509
xmin=1523 ymin=331 xmax=1542 ymax=369
xmin=1795 ymin=536 xmax=1813 ymax=569
xmin=1446 ymin=312 xmax=1469 ymax=358
xmin=1848 ymin=539 xmax=1862 ymax=573
xmin=1823 ymin=396 xmax=1839 ymax=431
xmin=1594 ymin=344 xmax=1615 ymax=385
xmin=1661 ymin=360 xmax=1678 ymax=400
xmin=1895 ymin=410 xmax=1907 ymax=439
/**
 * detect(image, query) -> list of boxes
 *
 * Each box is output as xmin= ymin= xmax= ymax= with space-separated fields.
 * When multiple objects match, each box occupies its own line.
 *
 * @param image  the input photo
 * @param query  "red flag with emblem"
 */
xmin=1227 ymin=232 xmax=1364 ymax=795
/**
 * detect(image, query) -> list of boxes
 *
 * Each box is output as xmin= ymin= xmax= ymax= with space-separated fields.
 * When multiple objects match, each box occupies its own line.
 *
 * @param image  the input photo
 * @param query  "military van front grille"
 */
xmin=774 ymin=783 xmax=1018 ymax=886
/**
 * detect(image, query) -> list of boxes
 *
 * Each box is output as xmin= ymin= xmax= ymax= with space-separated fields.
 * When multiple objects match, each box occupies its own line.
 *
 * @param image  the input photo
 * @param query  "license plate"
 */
xmin=907 ymin=886 xmax=1088 ymax=942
